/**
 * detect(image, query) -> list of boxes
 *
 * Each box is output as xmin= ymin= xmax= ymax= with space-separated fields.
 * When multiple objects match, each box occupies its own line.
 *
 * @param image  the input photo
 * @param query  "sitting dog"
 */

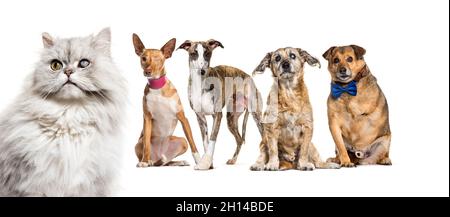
xmin=132 ymin=34 xmax=201 ymax=167
xmin=322 ymin=45 xmax=392 ymax=167
xmin=250 ymin=47 xmax=339 ymax=171
xmin=178 ymin=40 xmax=263 ymax=170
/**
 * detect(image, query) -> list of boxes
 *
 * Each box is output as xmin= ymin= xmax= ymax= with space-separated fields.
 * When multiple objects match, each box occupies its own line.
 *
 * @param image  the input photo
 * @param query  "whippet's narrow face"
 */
xmin=253 ymin=47 xmax=321 ymax=81
xmin=177 ymin=39 xmax=224 ymax=76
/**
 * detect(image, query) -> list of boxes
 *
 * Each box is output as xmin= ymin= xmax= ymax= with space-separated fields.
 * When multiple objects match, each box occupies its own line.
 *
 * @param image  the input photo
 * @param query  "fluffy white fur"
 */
xmin=0 ymin=28 xmax=127 ymax=196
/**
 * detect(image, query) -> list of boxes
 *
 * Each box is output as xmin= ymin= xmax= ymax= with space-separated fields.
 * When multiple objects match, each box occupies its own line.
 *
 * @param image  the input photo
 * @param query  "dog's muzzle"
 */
xmin=337 ymin=67 xmax=351 ymax=80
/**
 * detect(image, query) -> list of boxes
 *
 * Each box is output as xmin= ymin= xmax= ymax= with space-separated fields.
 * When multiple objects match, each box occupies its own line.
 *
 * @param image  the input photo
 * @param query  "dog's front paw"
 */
xmin=326 ymin=157 xmax=340 ymax=164
xmin=326 ymin=162 xmax=341 ymax=169
xmin=195 ymin=154 xmax=213 ymax=170
xmin=250 ymin=163 xmax=265 ymax=171
xmin=192 ymin=152 xmax=201 ymax=165
xmin=377 ymin=157 xmax=392 ymax=165
xmin=297 ymin=160 xmax=315 ymax=171
xmin=136 ymin=162 xmax=149 ymax=168
xmin=264 ymin=159 xmax=279 ymax=171
xmin=340 ymin=161 xmax=356 ymax=167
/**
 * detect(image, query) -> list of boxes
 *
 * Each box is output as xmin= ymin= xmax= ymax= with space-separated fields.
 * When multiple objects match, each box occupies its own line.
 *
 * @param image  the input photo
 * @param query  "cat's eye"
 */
xmin=275 ymin=55 xmax=281 ymax=62
xmin=78 ymin=59 xmax=90 ymax=68
xmin=346 ymin=56 xmax=353 ymax=63
xmin=333 ymin=58 xmax=340 ymax=64
xmin=50 ymin=60 xmax=63 ymax=71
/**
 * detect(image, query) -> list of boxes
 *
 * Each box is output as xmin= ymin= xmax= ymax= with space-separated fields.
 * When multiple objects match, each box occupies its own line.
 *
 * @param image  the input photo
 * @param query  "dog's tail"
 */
xmin=241 ymin=109 xmax=249 ymax=143
xmin=310 ymin=144 xmax=341 ymax=169
xmin=251 ymin=86 xmax=264 ymax=136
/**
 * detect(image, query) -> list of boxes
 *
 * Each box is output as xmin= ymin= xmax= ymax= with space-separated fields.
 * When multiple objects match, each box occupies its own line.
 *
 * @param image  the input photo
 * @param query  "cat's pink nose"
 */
xmin=64 ymin=68 xmax=73 ymax=77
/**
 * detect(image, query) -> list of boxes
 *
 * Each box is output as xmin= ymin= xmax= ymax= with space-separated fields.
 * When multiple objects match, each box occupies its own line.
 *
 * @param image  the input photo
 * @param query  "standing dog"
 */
xmin=178 ymin=40 xmax=263 ymax=170
xmin=250 ymin=48 xmax=339 ymax=171
xmin=323 ymin=45 xmax=391 ymax=167
xmin=132 ymin=34 xmax=201 ymax=167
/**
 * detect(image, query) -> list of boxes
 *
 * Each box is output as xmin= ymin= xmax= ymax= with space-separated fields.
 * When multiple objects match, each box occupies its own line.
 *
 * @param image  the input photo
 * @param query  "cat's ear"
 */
xmin=93 ymin=27 xmax=111 ymax=53
xmin=42 ymin=32 xmax=54 ymax=48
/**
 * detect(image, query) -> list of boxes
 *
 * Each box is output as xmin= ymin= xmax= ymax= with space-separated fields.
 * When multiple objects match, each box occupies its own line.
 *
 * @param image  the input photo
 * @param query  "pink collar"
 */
xmin=148 ymin=75 xmax=167 ymax=89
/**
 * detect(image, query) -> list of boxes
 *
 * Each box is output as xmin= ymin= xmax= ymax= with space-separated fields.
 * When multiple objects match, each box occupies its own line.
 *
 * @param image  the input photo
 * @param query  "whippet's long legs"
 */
xmin=195 ymin=113 xmax=209 ymax=153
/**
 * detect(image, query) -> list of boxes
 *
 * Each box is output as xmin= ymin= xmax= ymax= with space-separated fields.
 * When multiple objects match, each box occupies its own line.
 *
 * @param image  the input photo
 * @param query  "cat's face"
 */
xmin=33 ymin=28 xmax=115 ymax=101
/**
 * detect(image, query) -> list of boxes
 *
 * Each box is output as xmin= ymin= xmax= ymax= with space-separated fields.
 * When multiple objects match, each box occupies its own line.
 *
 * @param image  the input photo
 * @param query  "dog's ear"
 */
xmin=322 ymin=46 xmax=336 ymax=60
xmin=297 ymin=49 xmax=321 ymax=68
xmin=350 ymin=45 xmax=366 ymax=60
xmin=206 ymin=39 xmax=224 ymax=50
xmin=132 ymin=33 xmax=145 ymax=56
xmin=177 ymin=40 xmax=192 ymax=51
xmin=253 ymin=52 xmax=272 ymax=76
xmin=161 ymin=38 xmax=176 ymax=58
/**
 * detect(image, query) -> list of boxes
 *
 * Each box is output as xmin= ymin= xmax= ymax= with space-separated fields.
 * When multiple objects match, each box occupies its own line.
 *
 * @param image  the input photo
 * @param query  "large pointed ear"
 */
xmin=253 ymin=52 xmax=272 ymax=76
xmin=297 ymin=48 xmax=321 ymax=68
xmin=42 ymin=32 xmax=54 ymax=48
xmin=93 ymin=27 xmax=111 ymax=54
xmin=132 ymin=33 xmax=145 ymax=56
xmin=322 ymin=46 xmax=336 ymax=60
xmin=206 ymin=39 xmax=224 ymax=50
xmin=161 ymin=38 xmax=176 ymax=58
xmin=177 ymin=40 xmax=192 ymax=51
xmin=350 ymin=44 xmax=366 ymax=60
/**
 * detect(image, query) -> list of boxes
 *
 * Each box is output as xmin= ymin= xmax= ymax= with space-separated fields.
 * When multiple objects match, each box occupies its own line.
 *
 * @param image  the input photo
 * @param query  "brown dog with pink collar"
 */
xmin=132 ymin=34 xmax=201 ymax=167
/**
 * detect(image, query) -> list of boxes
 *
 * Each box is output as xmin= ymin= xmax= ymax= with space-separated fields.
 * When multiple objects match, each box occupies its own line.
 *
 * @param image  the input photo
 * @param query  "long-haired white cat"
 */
xmin=0 ymin=28 xmax=127 ymax=196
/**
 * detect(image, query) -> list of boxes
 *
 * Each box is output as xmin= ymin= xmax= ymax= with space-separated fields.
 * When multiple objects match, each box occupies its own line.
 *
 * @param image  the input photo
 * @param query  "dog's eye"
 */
xmin=142 ymin=56 xmax=147 ymax=62
xmin=347 ymin=57 xmax=353 ymax=63
xmin=50 ymin=59 xmax=63 ymax=71
xmin=275 ymin=55 xmax=281 ymax=62
xmin=78 ymin=59 xmax=90 ymax=68
xmin=333 ymin=58 xmax=340 ymax=64
xmin=290 ymin=54 xmax=296 ymax=59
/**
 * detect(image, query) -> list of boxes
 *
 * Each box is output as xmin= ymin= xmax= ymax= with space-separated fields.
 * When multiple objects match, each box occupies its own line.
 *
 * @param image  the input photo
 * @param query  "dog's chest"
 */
xmin=145 ymin=89 xmax=180 ymax=135
xmin=277 ymin=111 xmax=312 ymax=145
xmin=188 ymin=77 xmax=217 ymax=115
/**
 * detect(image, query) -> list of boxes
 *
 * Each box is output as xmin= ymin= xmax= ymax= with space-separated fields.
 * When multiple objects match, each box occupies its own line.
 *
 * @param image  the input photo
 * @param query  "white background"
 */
xmin=0 ymin=0 xmax=448 ymax=197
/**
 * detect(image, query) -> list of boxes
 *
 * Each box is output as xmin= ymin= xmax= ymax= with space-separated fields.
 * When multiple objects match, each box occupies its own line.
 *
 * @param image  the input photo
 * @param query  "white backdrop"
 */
xmin=0 ymin=0 xmax=448 ymax=197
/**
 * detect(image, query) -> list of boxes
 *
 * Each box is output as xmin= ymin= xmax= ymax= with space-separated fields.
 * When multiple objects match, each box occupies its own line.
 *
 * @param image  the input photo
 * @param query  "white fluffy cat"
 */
xmin=0 ymin=28 xmax=127 ymax=196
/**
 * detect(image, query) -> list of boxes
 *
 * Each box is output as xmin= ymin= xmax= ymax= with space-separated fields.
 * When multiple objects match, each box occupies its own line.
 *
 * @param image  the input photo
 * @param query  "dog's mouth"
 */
xmin=336 ymin=74 xmax=352 ymax=82
xmin=279 ymin=70 xmax=295 ymax=79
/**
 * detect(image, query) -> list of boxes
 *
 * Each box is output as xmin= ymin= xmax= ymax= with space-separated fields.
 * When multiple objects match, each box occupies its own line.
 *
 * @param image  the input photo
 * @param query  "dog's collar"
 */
xmin=353 ymin=64 xmax=369 ymax=82
xmin=148 ymin=75 xmax=167 ymax=90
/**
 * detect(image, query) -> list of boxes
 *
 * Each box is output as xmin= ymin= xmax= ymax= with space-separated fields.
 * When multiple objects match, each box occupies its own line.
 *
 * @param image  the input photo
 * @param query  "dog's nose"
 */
xmin=339 ymin=67 xmax=347 ymax=73
xmin=200 ymin=69 xmax=206 ymax=75
xmin=64 ymin=68 xmax=73 ymax=77
xmin=282 ymin=61 xmax=290 ymax=70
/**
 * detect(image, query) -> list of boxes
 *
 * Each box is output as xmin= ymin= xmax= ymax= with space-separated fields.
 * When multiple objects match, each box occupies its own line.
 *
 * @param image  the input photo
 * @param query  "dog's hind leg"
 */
xmin=358 ymin=134 xmax=392 ymax=165
xmin=156 ymin=136 xmax=189 ymax=166
xmin=226 ymin=112 xmax=245 ymax=165
xmin=135 ymin=131 xmax=144 ymax=161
